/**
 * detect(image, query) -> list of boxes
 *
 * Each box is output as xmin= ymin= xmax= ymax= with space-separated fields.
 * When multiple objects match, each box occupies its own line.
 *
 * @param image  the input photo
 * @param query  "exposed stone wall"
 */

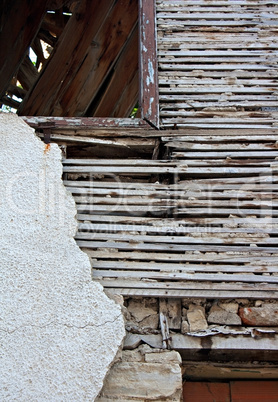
xmin=124 ymin=297 xmax=278 ymax=335
xmin=0 ymin=114 xmax=125 ymax=401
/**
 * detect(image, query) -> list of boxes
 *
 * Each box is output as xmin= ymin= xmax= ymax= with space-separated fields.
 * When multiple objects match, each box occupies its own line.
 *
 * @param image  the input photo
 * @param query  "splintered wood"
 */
xmin=156 ymin=0 xmax=278 ymax=128
xmin=63 ymin=128 xmax=278 ymax=298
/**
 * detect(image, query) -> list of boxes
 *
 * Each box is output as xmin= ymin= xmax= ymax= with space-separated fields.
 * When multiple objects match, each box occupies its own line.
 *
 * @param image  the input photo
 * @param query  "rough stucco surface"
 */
xmin=0 ymin=113 xmax=125 ymax=401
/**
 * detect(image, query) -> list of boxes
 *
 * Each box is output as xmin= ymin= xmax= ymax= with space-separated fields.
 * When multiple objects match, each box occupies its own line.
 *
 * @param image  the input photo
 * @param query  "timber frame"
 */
xmin=2 ymin=0 xmax=278 ymax=300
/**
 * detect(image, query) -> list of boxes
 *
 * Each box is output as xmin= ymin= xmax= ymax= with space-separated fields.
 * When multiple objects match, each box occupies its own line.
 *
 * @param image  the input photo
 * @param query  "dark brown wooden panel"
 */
xmin=231 ymin=381 xmax=278 ymax=402
xmin=183 ymin=382 xmax=230 ymax=402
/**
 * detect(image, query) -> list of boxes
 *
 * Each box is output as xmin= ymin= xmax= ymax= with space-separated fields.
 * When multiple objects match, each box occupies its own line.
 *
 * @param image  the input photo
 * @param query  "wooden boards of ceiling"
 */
xmin=156 ymin=0 xmax=278 ymax=129
xmin=18 ymin=0 xmax=138 ymax=117
xmin=1 ymin=0 xmax=139 ymax=117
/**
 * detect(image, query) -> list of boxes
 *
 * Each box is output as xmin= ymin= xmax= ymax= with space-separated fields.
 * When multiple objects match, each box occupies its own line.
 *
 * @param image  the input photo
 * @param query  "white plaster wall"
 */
xmin=0 ymin=113 xmax=125 ymax=401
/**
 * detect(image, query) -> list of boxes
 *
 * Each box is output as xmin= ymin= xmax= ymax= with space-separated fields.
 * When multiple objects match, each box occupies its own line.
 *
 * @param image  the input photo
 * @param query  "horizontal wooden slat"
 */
xmin=76 ymin=231 xmax=275 ymax=245
xmin=94 ymin=279 xmax=278 ymax=299
xmin=86 ymin=250 xmax=278 ymax=264
xmin=76 ymin=240 xmax=278 ymax=253
xmin=101 ymin=287 xmax=278 ymax=299
xmin=93 ymin=269 xmax=278 ymax=284
xmin=92 ymin=260 xmax=278 ymax=273
xmin=77 ymin=214 xmax=278 ymax=227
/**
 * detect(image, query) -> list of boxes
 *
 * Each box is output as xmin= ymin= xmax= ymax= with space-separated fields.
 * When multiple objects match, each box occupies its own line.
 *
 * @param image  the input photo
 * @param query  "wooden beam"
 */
xmin=0 ymin=0 xmax=47 ymax=100
xmin=17 ymin=55 xmax=39 ymax=91
xmin=22 ymin=116 xmax=149 ymax=129
xmin=139 ymin=0 xmax=159 ymax=128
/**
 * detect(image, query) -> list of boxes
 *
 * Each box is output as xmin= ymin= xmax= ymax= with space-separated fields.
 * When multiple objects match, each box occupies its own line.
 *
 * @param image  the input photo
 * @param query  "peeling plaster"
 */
xmin=146 ymin=60 xmax=155 ymax=87
xmin=148 ymin=97 xmax=154 ymax=117
xmin=0 ymin=113 xmax=125 ymax=401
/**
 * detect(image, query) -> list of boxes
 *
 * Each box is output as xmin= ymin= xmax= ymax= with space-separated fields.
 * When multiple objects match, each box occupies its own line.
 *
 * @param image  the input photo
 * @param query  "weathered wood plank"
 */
xmin=103 ymin=287 xmax=278 ymax=299
xmin=159 ymin=64 xmax=277 ymax=71
xmin=171 ymin=151 xmax=278 ymax=158
xmin=76 ymin=231 xmax=274 ymax=245
xmin=86 ymin=250 xmax=278 ymax=264
xmin=74 ymin=195 xmax=278 ymax=209
xmin=66 ymin=179 xmax=278 ymax=190
xmin=78 ymin=222 xmax=277 ymax=235
xmin=139 ymin=0 xmax=159 ymax=127
xmin=70 ymin=187 xmax=278 ymax=200
xmin=77 ymin=214 xmax=278 ymax=227
xmin=22 ymin=116 xmax=149 ymax=129
xmin=76 ymin=240 xmax=278 ymax=253
xmin=93 ymin=270 xmax=278 ymax=284
xmin=102 ymin=287 xmax=278 ymax=299
xmin=63 ymin=158 xmax=184 ymax=166
xmin=96 ymin=279 xmax=278 ymax=292
xmin=64 ymin=165 xmax=278 ymax=175
xmin=157 ymin=13 xmax=278 ymax=20
xmin=92 ymin=260 xmax=278 ymax=273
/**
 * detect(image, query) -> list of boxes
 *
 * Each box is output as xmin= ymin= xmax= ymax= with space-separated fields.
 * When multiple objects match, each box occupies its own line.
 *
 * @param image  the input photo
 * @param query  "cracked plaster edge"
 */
xmin=0 ymin=113 xmax=126 ymax=333
xmin=0 ymin=113 xmax=126 ymax=399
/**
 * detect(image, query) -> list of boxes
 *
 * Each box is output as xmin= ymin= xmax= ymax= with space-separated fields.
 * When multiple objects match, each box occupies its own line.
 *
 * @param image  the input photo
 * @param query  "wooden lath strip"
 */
xmin=93 ymin=270 xmax=278 ymax=284
xmin=76 ymin=240 xmax=278 ymax=254
xmin=92 ymin=260 xmax=278 ymax=273
xmin=102 ymin=287 xmax=278 ymax=299
xmin=86 ymin=249 xmax=277 ymax=263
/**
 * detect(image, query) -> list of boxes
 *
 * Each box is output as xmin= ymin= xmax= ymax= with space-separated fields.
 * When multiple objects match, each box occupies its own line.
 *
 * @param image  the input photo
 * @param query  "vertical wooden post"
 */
xmin=139 ymin=0 xmax=159 ymax=128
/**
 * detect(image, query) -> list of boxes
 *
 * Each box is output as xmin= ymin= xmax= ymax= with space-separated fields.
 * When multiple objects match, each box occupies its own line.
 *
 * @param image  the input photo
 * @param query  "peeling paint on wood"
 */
xmin=139 ymin=0 xmax=159 ymax=127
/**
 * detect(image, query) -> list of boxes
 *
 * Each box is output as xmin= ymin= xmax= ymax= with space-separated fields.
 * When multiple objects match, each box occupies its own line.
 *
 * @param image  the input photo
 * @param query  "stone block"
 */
xmin=97 ymin=361 xmax=182 ymax=401
xmin=218 ymin=302 xmax=239 ymax=314
xmin=239 ymin=305 xmax=278 ymax=326
xmin=122 ymin=350 xmax=143 ymax=362
xmin=187 ymin=306 xmax=208 ymax=332
xmin=208 ymin=305 xmax=241 ymax=326
xmin=145 ymin=350 xmax=182 ymax=364
xmin=181 ymin=319 xmax=190 ymax=334
xmin=127 ymin=298 xmax=159 ymax=329
xmin=127 ymin=298 xmax=158 ymax=321
xmin=123 ymin=333 xmax=142 ymax=350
